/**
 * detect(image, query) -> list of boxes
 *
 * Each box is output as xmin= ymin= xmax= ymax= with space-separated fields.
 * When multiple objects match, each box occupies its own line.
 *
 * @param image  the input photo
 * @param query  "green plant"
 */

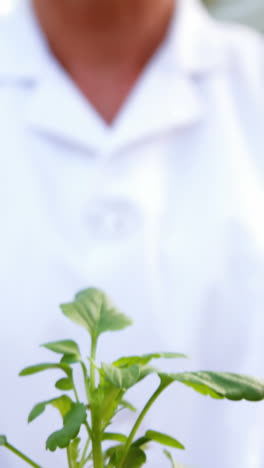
xmin=1 ymin=288 xmax=264 ymax=468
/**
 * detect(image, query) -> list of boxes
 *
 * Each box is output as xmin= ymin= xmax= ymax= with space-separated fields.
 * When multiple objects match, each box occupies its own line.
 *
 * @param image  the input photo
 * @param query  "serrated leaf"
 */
xmin=145 ymin=430 xmax=185 ymax=450
xmin=102 ymin=363 xmax=140 ymax=389
xmin=94 ymin=381 xmax=124 ymax=429
xmin=55 ymin=378 xmax=73 ymax=391
xmin=138 ymin=365 xmax=157 ymax=382
xmin=102 ymin=364 xmax=158 ymax=390
xmin=61 ymin=288 xmax=132 ymax=340
xmin=159 ymin=372 xmax=264 ymax=401
xmin=103 ymin=363 xmax=156 ymax=390
xmin=42 ymin=340 xmax=81 ymax=359
xmin=19 ymin=363 xmax=72 ymax=378
xmin=28 ymin=395 xmax=73 ymax=423
xmin=0 ymin=435 xmax=7 ymax=446
xmin=114 ymin=353 xmax=187 ymax=368
xmin=103 ymin=432 xmax=128 ymax=443
xmin=123 ymin=446 xmax=147 ymax=468
xmin=46 ymin=403 xmax=86 ymax=451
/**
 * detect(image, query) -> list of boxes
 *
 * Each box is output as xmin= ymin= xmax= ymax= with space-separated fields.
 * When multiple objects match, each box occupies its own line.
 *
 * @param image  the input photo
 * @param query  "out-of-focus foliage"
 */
xmin=204 ymin=0 xmax=264 ymax=33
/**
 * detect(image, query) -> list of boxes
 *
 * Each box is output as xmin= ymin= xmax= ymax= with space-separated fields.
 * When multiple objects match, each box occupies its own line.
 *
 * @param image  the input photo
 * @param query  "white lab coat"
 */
xmin=0 ymin=1 xmax=264 ymax=467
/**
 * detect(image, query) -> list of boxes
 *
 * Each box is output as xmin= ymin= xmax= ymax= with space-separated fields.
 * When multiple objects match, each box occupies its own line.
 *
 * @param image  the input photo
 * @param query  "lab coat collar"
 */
xmin=173 ymin=0 xmax=227 ymax=75
xmin=0 ymin=0 xmax=50 ymax=80
xmin=0 ymin=0 xmax=227 ymax=152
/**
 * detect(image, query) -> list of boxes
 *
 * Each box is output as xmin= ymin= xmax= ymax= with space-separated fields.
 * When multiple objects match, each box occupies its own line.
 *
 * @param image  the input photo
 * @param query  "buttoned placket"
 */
xmin=13 ymin=0 xmax=211 ymax=274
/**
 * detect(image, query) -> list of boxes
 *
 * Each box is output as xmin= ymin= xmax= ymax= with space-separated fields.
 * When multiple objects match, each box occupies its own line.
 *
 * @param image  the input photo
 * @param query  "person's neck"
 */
xmin=33 ymin=0 xmax=176 ymax=123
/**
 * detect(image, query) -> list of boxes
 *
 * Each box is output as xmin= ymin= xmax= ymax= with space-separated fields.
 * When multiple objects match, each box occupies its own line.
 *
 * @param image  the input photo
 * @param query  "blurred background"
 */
xmin=0 ymin=0 xmax=264 ymax=32
xmin=1 ymin=0 xmax=264 ymax=33
xmin=204 ymin=0 xmax=264 ymax=32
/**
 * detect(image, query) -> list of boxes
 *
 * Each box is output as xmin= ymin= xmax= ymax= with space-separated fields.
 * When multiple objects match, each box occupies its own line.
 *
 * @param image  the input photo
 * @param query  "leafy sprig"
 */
xmin=1 ymin=288 xmax=264 ymax=468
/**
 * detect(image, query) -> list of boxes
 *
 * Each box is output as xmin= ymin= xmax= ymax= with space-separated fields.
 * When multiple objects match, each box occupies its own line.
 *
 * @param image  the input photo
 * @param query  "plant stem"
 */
xmin=117 ymin=383 xmax=168 ymax=468
xmin=90 ymin=397 xmax=104 ymax=468
xmin=89 ymin=336 xmax=104 ymax=468
xmin=91 ymin=429 xmax=104 ymax=468
xmin=83 ymin=453 xmax=92 ymax=466
xmin=90 ymin=336 xmax=97 ymax=392
xmin=5 ymin=442 xmax=43 ymax=468
xmin=85 ymin=421 xmax=92 ymax=438
xmin=81 ymin=361 xmax=90 ymax=403
xmin=72 ymin=381 xmax=80 ymax=402
xmin=67 ymin=446 xmax=73 ymax=468
xmin=80 ymin=435 xmax=91 ymax=467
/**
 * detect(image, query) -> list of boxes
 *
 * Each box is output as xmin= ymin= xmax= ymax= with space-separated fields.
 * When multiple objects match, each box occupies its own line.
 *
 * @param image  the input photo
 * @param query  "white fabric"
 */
xmin=0 ymin=1 xmax=264 ymax=467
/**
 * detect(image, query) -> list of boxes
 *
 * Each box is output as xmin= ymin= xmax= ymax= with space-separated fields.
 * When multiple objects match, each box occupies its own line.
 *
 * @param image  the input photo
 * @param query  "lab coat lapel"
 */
xmin=114 ymin=68 xmax=205 ymax=149
xmin=26 ymin=70 xmax=108 ymax=152
xmin=0 ymin=0 xmax=108 ymax=152
xmin=112 ymin=0 xmax=225 ymax=148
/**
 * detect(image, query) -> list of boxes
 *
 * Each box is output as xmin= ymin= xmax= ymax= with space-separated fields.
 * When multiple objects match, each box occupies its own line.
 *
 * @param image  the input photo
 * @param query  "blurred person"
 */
xmin=0 ymin=0 xmax=264 ymax=467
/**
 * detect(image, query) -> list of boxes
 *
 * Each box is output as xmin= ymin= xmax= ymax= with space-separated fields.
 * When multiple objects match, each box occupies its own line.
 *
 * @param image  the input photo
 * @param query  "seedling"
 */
xmin=1 ymin=288 xmax=264 ymax=468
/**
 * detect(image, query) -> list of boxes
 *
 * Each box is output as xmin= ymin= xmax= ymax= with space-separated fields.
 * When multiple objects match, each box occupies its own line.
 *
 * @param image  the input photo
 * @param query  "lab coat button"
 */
xmin=86 ymin=199 xmax=142 ymax=240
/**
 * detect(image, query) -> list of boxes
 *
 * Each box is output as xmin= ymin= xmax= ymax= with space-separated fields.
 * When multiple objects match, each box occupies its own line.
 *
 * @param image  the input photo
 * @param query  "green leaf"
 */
xmin=103 ymin=432 xmax=128 ymax=443
xmin=102 ymin=363 xmax=140 ymax=389
xmin=138 ymin=365 xmax=157 ymax=383
xmin=60 ymin=354 xmax=80 ymax=365
xmin=114 ymin=353 xmax=187 ymax=368
xmin=42 ymin=340 xmax=81 ymax=359
xmin=102 ymin=363 xmax=154 ymax=391
xmin=0 ymin=435 xmax=7 ymax=446
xmin=51 ymin=395 xmax=73 ymax=417
xmin=105 ymin=444 xmax=124 ymax=465
xmin=46 ymin=403 xmax=87 ymax=451
xmin=55 ymin=378 xmax=73 ymax=391
xmin=119 ymin=399 xmax=137 ymax=413
xmin=61 ymin=288 xmax=132 ymax=340
xmin=159 ymin=372 xmax=264 ymax=401
xmin=28 ymin=395 xmax=73 ymax=423
xmin=145 ymin=430 xmax=185 ymax=450
xmin=132 ymin=437 xmax=150 ymax=448
xmin=28 ymin=402 xmax=47 ymax=423
xmin=163 ymin=449 xmax=178 ymax=468
xmin=93 ymin=381 xmax=124 ymax=430
xmin=164 ymin=450 xmax=189 ymax=468
xmin=106 ymin=445 xmax=147 ymax=468
xmin=123 ymin=446 xmax=147 ymax=468
xmin=19 ymin=363 xmax=72 ymax=378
